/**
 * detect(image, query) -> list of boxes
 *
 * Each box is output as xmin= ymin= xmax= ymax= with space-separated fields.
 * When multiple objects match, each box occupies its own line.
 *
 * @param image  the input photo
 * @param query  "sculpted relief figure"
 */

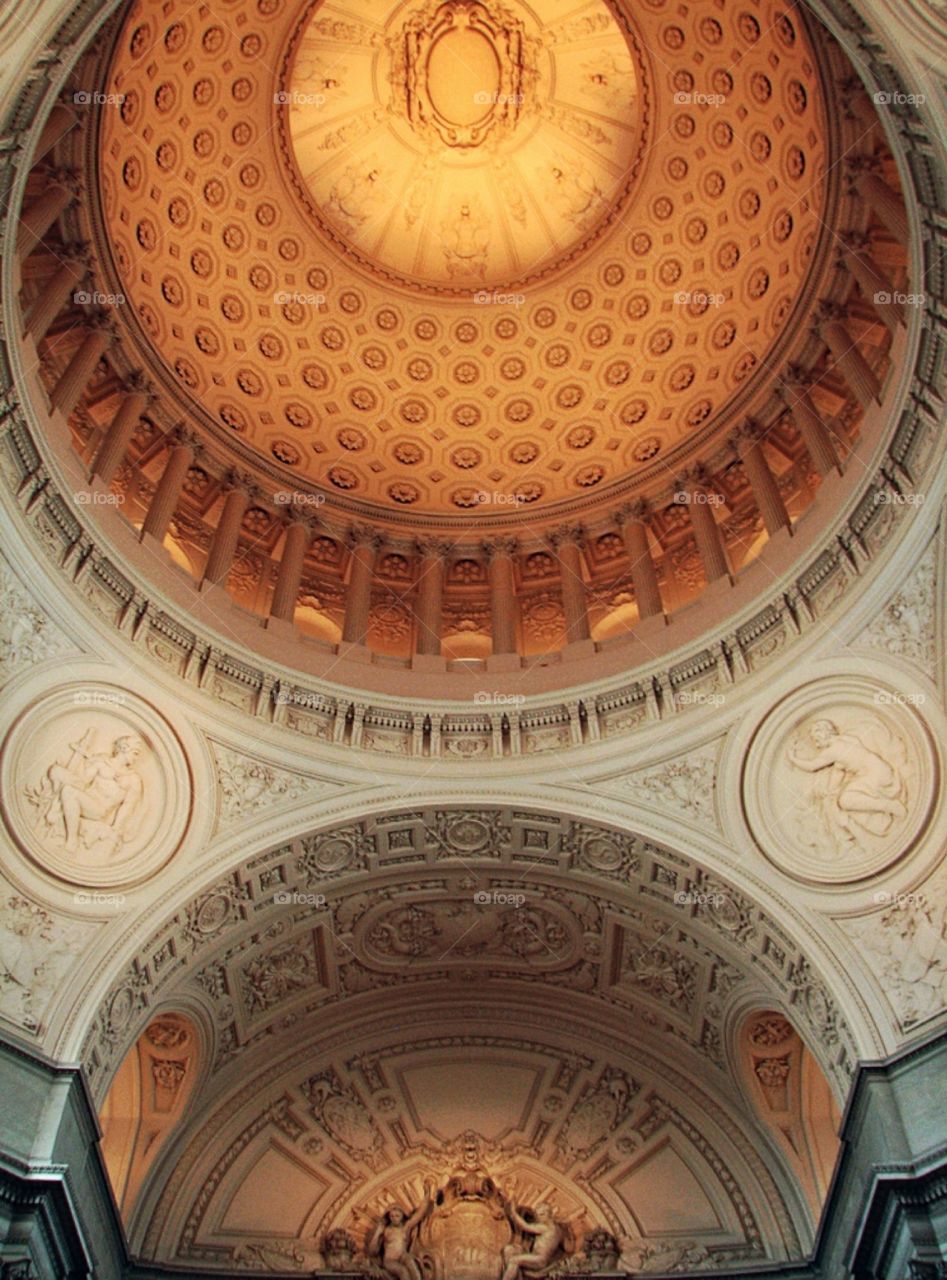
xmin=542 ymin=159 xmax=604 ymax=227
xmin=500 ymin=1197 xmax=564 ymax=1280
xmin=786 ymin=717 xmax=909 ymax=852
xmin=25 ymin=729 xmax=147 ymax=860
xmin=369 ymin=1180 xmax=433 ymax=1280
xmin=326 ymin=161 xmax=386 ymax=234
xmin=442 ymin=201 xmax=490 ymax=280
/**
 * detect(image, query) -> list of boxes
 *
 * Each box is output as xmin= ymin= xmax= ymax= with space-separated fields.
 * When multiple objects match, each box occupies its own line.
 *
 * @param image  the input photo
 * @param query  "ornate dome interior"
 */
xmin=11 ymin=0 xmax=911 ymax=687
xmin=97 ymin=0 xmax=830 ymax=516
xmin=0 ymin=0 xmax=944 ymax=1275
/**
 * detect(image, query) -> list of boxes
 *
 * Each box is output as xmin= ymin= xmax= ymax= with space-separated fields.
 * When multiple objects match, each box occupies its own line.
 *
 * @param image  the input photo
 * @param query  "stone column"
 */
xmin=777 ymin=372 xmax=843 ymax=477
xmin=851 ymin=165 xmax=909 ymax=244
xmin=842 ymin=236 xmax=904 ymax=330
xmin=16 ymin=174 xmax=77 ymax=256
xmin=483 ymin=537 xmax=519 ymax=654
xmin=91 ymin=374 xmax=150 ymax=485
xmin=680 ymin=470 xmax=732 ymax=584
xmin=34 ymin=103 xmax=79 ymax=162
xmin=616 ymin=501 xmax=664 ymax=620
xmin=552 ymin=527 xmax=591 ymax=643
xmin=141 ymin=432 xmax=195 ymax=542
xmin=270 ymin=515 xmax=312 ymax=622
xmin=49 ymin=317 xmax=113 ymax=415
xmin=820 ymin=309 xmax=882 ymax=407
xmin=342 ymin=528 xmax=381 ymax=645
xmin=203 ymin=475 xmax=253 ymax=587
xmin=414 ymin=540 xmax=449 ymax=656
xmin=23 ymin=253 xmax=86 ymax=339
xmin=730 ymin=422 xmax=791 ymax=535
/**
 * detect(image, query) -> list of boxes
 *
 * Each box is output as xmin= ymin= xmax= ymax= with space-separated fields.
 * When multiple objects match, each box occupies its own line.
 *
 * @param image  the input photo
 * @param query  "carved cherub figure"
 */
xmin=368 ymin=1180 xmax=433 ymax=1280
xmin=500 ymin=1197 xmax=563 ymax=1280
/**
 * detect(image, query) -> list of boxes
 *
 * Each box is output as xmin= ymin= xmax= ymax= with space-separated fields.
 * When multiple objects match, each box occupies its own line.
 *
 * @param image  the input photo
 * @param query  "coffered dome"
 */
xmin=10 ymin=0 xmax=916 ymax=690
xmin=99 ymin=0 xmax=827 ymax=517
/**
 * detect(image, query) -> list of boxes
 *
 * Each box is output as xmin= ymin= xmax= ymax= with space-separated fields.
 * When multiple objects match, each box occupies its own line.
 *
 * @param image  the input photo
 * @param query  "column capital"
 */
xmin=46 ymin=164 xmax=81 ymax=196
xmin=221 ymin=467 xmax=260 ymax=499
xmin=840 ymin=229 xmax=871 ymax=253
xmin=844 ymin=153 xmax=882 ymax=180
xmin=615 ymin=498 xmax=651 ymax=527
xmin=549 ymin=524 xmax=585 ymax=550
xmin=814 ymin=298 xmax=846 ymax=329
xmin=676 ymin=463 xmax=714 ymax=492
xmin=348 ymin=524 xmax=383 ymax=552
xmin=85 ymin=308 xmax=118 ymax=338
xmin=482 ymin=535 xmax=519 ymax=559
xmin=415 ymin=537 xmax=453 ymax=561
xmin=777 ymin=364 xmax=813 ymax=397
xmin=284 ymin=507 xmax=317 ymax=531
xmin=61 ymin=239 xmax=93 ymax=269
xmin=122 ymin=369 xmax=157 ymax=405
xmin=169 ymin=423 xmax=204 ymax=455
xmin=728 ymin=417 xmax=765 ymax=450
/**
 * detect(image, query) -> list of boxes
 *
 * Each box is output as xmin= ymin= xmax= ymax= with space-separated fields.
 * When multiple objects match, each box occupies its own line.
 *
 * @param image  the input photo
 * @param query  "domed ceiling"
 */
xmin=284 ymin=0 xmax=643 ymax=290
xmin=99 ymin=0 xmax=827 ymax=518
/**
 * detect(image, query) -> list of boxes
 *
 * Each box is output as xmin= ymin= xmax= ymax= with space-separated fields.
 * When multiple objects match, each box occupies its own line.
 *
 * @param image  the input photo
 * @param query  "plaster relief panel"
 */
xmin=1 ymin=686 xmax=191 ymax=887
xmin=0 ymin=554 xmax=77 ymax=683
xmin=0 ymin=880 xmax=93 ymax=1035
xmin=854 ymin=538 xmax=938 ymax=680
xmin=357 ymin=892 xmax=581 ymax=972
xmin=838 ymin=863 xmax=947 ymax=1032
xmin=210 ymin=741 xmax=338 ymax=830
xmin=742 ymin=678 xmax=937 ymax=884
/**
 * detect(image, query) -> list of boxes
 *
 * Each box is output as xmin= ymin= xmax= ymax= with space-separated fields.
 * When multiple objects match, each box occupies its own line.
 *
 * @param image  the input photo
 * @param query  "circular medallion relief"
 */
xmin=1 ymin=687 xmax=190 ymax=887
xmin=280 ymin=0 xmax=646 ymax=291
xmin=742 ymin=679 xmax=936 ymax=884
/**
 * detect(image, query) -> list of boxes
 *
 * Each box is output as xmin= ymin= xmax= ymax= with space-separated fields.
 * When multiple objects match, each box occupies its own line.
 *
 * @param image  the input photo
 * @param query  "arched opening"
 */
xmin=738 ymin=1010 xmax=842 ymax=1221
xmin=98 ymin=1011 xmax=200 ymax=1219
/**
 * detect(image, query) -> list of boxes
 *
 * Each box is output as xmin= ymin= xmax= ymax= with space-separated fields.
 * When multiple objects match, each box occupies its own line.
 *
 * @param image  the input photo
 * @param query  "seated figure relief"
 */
xmin=25 ymin=729 xmax=147 ymax=860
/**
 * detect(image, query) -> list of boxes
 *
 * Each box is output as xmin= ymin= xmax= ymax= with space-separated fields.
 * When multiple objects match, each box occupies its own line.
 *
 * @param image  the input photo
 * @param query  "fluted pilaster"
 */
xmin=16 ymin=173 xmax=77 ymax=256
xmin=679 ymin=470 xmax=732 ymax=584
xmin=34 ymin=104 xmax=79 ymax=162
xmin=23 ymin=253 xmax=86 ymax=339
xmin=342 ymin=528 xmax=381 ymax=645
xmin=551 ymin=527 xmax=591 ymax=643
xmin=616 ymin=502 xmax=663 ymax=620
xmin=203 ymin=476 xmax=254 ymax=586
xmin=91 ymin=375 xmax=151 ymax=485
xmin=483 ymin=537 xmax=519 ymax=654
xmin=141 ymin=431 xmax=196 ymax=542
xmin=730 ymin=422 xmax=791 ymax=536
xmin=49 ymin=318 xmax=113 ymax=416
xmin=414 ymin=540 xmax=450 ymax=656
xmin=850 ymin=164 xmax=909 ymax=244
xmin=842 ymin=236 xmax=904 ymax=331
xmin=270 ymin=515 xmax=313 ymax=622
xmin=820 ymin=307 xmax=882 ymax=407
xmin=777 ymin=372 xmax=843 ymax=477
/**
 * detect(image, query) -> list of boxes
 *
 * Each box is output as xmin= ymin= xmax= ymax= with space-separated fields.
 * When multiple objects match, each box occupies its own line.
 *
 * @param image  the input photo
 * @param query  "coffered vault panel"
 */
xmin=97 ymin=0 xmax=828 ymax=514
xmin=76 ymin=806 xmax=863 ymax=1267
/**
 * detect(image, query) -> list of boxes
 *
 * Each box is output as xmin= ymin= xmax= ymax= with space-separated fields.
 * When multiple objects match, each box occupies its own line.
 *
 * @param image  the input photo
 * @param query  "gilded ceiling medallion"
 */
xmin=282 ymin=0 xmax=644 ymax=291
